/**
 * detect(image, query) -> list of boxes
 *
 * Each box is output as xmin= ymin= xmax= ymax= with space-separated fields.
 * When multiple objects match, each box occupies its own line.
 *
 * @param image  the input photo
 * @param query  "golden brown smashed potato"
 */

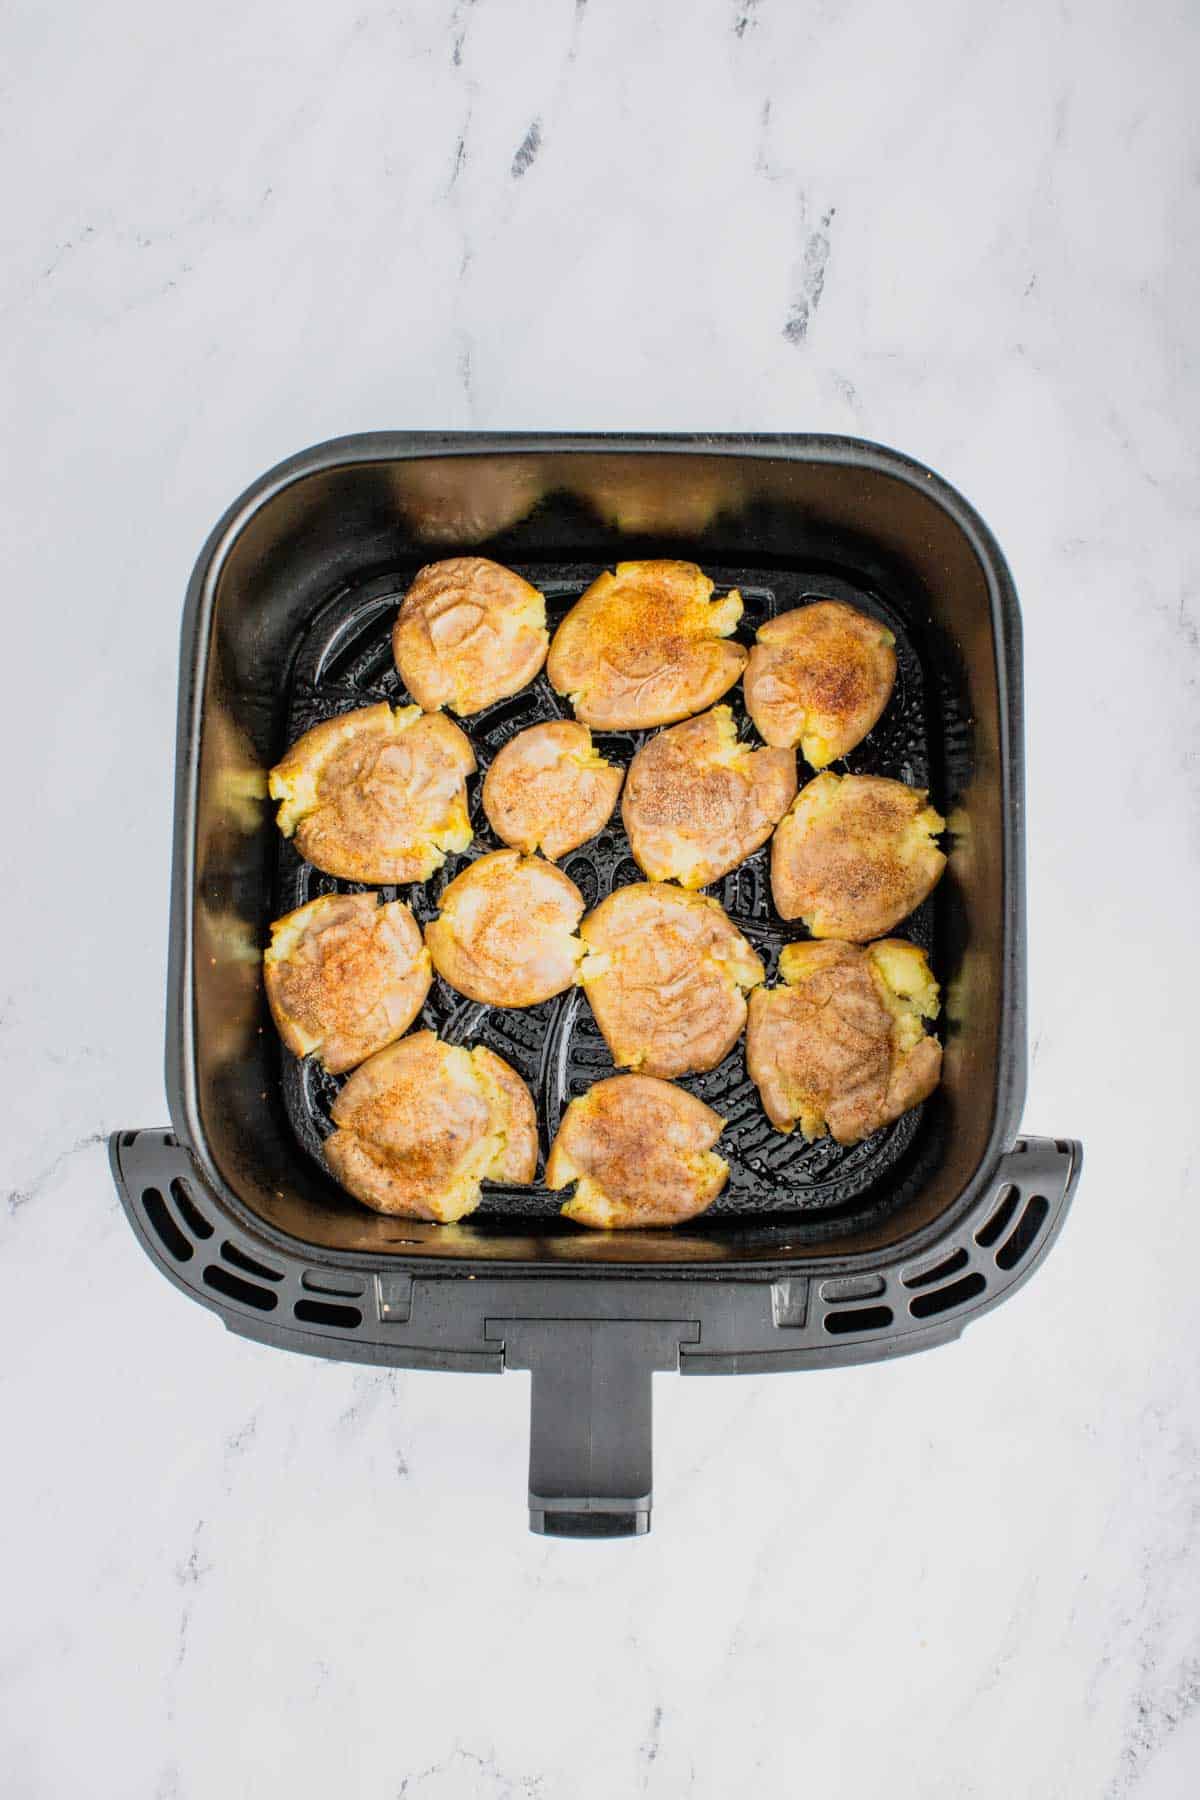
xmin=392 ymin=557 xmax=548 ymax=717
xmin=547 ymin=560 xmax=746 ymax=729
xmin=744 ymin=600 xmax=897 ymax=768
xmin=269 ymin=703 xmax=475 ymax=884
xmin=324 ymin=1030 xmax=537 ymax=1221
xmin=580 ymin=883 xmax=764 ymax=1079
xmin=546 ymin=1074 xmax=728 ymax=1228
xmin=771 ymin=772 xmax=945 ymax=940
xmin=622 ymin=705 xmax=796 ymax=888
xmin=746 ymin=939 xmax=942 ymax=1143
xmin=481 ymin=721 xmax=623 ymax=861
xmin=424 ymin=849 xmax=585 ymax=1007
xmin=264 ymin=893 xmax=431 ymax=1075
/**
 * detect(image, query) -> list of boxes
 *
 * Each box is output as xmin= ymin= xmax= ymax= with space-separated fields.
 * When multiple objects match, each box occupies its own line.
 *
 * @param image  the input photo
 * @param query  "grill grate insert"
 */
xmin=273 ymin=563 xmax=941 ymax=1218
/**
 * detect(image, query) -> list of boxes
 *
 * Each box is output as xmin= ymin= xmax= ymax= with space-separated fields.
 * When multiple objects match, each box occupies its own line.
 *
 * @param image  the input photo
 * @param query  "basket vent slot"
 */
xmin=820 ymin=1275 xmax=885 ymax=1303
xmin=908 ymin=1272 xmax=987 ymax=1319
xmin=294 ymin=1299 xmax=363 ymax=1329
xmin=170 ymin=1179 xmax=213 ymax=1240
xmin=823 ymin=1305 xmax=894 ymax=1336
xmin=975 ymin=1184 xmax=1019 ymax=1248
xmin=203 ymin=1265 xmax=278 ymax=1311
xmin=220 ymin=1240 xmax=283 ymax=1282
xmin=301 ymin=1270 xmax=366 ymax=1298
xmin=903 ymin=1247 xmax=969 ymax=1290
xmin=995 ymin=1196 xmax=1050 ymax=1271
xmin=142 ymin=1188 xmax=193 ymax=1264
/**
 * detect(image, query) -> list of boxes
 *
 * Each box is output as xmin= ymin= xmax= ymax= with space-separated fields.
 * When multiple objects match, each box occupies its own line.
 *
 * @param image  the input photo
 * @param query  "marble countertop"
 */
xmin=4 ymin=2 xmax=1199 ymax=1796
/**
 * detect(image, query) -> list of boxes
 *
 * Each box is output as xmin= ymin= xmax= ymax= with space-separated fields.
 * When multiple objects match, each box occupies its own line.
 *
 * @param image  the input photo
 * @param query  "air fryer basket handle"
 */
xmin=112 ymin=1130 xmax=1080 ymax=1540
xmin=495 ymin=1319 xmax=699 ymax=1539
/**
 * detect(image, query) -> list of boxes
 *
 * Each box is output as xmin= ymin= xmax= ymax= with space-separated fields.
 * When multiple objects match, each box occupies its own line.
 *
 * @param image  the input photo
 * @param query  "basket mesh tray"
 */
xmin=274 ymin=563 xmax=938 ymax=1218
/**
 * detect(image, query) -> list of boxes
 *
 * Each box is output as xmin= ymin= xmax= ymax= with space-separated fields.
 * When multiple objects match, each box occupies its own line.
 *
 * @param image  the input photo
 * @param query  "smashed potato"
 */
xmin=579 ymin=883 xmax=763 ymax=1079
xmin=324 ymin=1031 xmax=537 ymax=1221
xmin=622 ymin=704 xmax=796 ymax=888
xmin=424 ymin=849 xmax=585 ymax=1007
xmin=546 ymin=1074 xmax=728 ymax=1228
xmin=482 ymin=721 xmax=623 ymax=861
xmin=744 ymin=600 xmax=896 ymax=768
xmin=392 ymin=557 xmax=548 ymax=716
xmin=547 ymin=560 xmax=746 ymax=729
xmin=746 ymin=938 xmax=942 ymax=1143
xmin=264 ymin=893 xmax=431 ymax=1074
xmin=771 ymin=772 xmax=945 ymax=940
xmin=269 ymin=703 xmax=474 ymax=884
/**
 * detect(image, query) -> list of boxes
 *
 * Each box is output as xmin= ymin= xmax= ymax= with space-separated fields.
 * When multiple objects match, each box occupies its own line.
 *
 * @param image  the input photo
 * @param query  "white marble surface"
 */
xmin=3 ymin=1 xmax=1199 ymax=1795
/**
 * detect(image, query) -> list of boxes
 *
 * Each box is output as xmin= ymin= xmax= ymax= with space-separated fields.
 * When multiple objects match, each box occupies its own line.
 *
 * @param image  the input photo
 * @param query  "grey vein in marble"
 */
xmin=6 ymin=1130 xmax=107 ymax=1215
xmin=511 ymin=119 xmax=542 ymax=179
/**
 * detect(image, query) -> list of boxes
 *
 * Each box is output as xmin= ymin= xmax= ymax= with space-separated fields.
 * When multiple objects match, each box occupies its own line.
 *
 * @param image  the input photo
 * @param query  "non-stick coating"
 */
xmin=274 ymin=563 xmax=938 ymax=1218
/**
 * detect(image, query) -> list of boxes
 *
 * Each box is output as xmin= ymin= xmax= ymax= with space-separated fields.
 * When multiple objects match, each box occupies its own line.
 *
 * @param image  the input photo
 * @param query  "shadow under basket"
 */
xmin=111 ymin=433 xmax=1082 ymax=1537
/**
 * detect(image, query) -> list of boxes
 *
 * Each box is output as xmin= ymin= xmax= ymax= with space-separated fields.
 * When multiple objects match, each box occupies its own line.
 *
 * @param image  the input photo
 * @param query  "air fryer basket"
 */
xmin=111 ymin=434 xmax=1081 ymax=1537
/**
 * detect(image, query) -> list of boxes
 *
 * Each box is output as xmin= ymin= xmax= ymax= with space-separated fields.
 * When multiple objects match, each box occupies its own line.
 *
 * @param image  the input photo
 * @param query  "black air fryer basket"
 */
xmin=111 ymin=433 xmax=1081 ymax=1537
